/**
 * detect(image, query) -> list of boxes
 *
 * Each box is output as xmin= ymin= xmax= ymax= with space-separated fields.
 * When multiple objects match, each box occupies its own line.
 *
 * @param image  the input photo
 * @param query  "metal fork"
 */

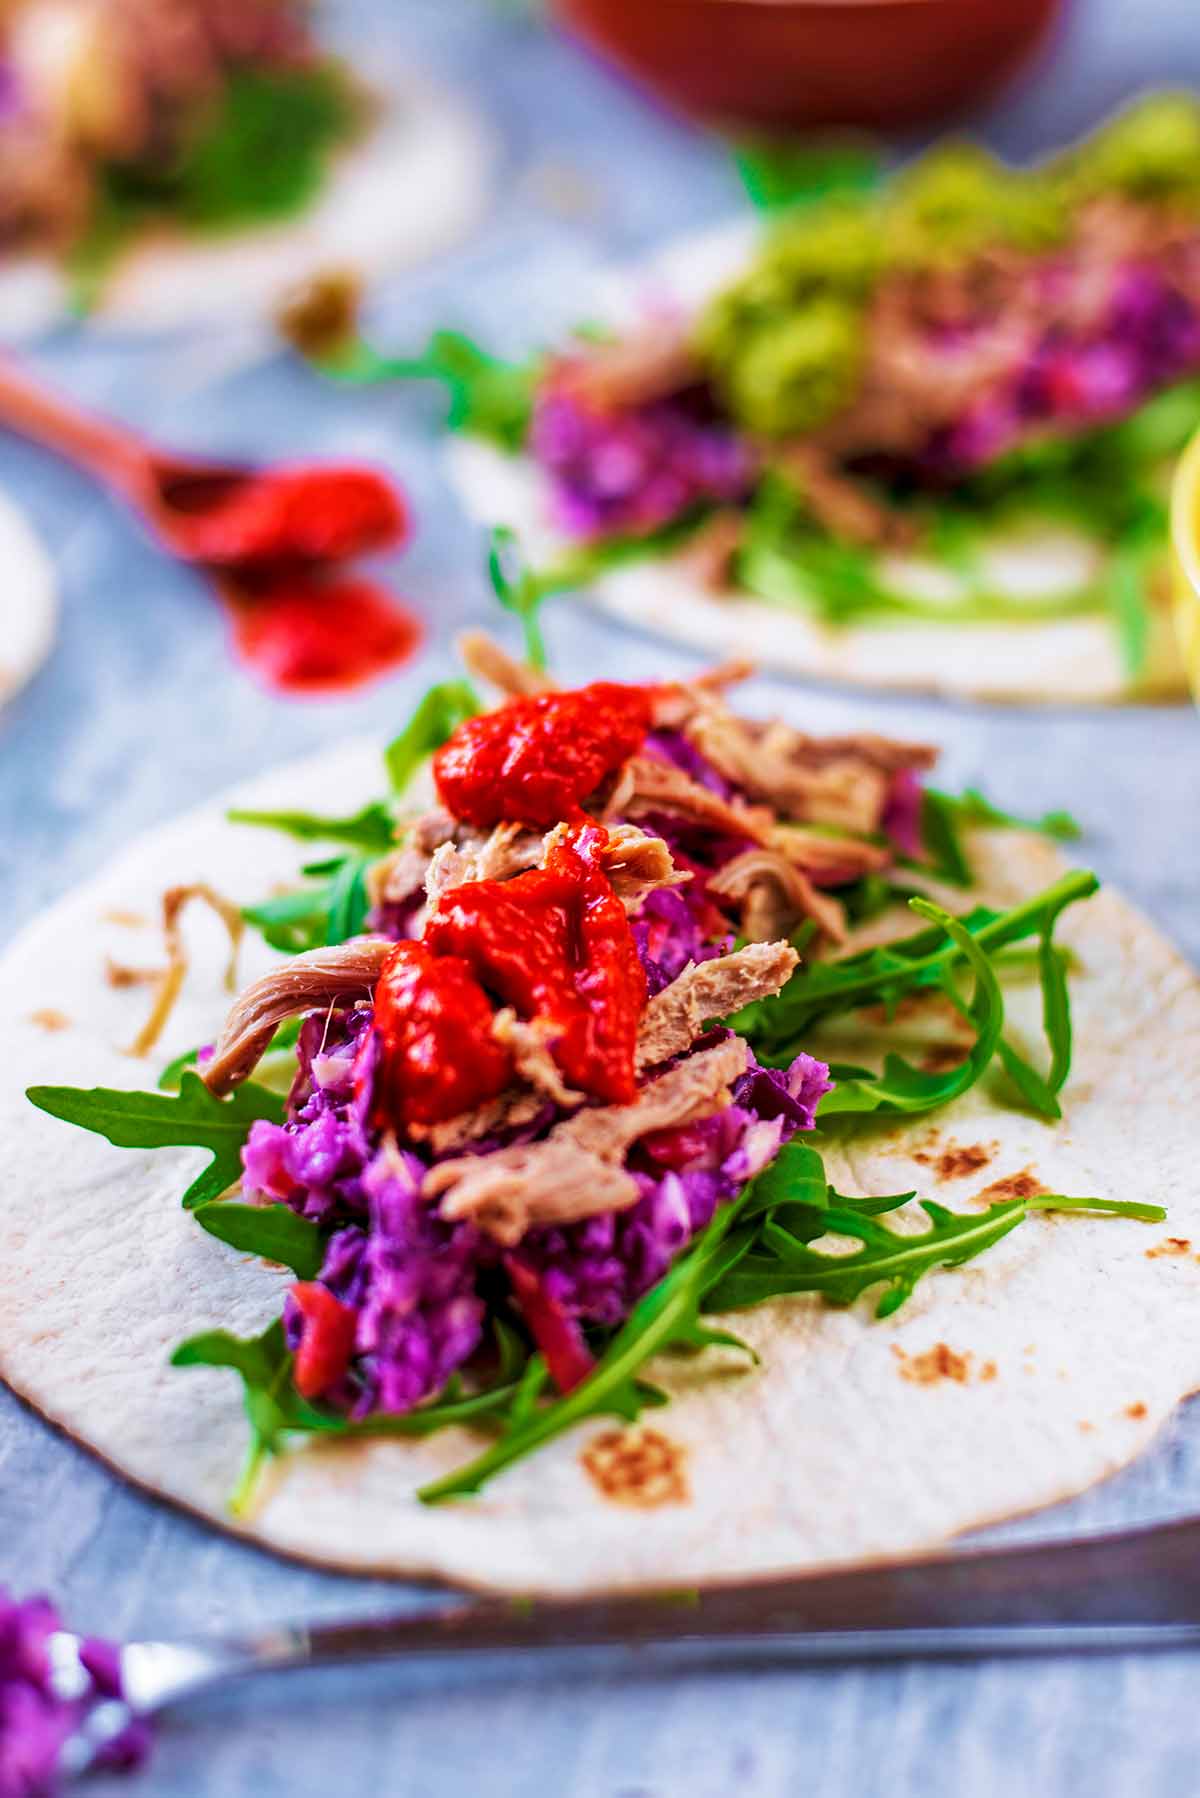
xmin=52 ymin=1513 xmax=1200 ymax=1776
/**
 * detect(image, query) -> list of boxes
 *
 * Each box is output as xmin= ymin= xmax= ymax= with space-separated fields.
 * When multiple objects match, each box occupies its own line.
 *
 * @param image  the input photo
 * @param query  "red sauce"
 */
xmin=161 ymin=465 xmax=406 ymax=567
xmin=372 ymin=940 xmax=514 ymax=1129
xmin=425 ymin=823 xmax=646 ymax=1105
xmin=290 ymin=1282 xmax=359 ymax=1399
xmin=433 ymin=683 xmax=656 ymax=829
xmin=226 ymin=571 xmax=422 ymax=696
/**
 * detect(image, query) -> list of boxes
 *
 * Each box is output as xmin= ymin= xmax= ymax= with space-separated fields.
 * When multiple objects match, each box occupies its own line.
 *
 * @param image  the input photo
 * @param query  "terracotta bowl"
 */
xmin=551 ymin=0 xmax=1064 ymax=134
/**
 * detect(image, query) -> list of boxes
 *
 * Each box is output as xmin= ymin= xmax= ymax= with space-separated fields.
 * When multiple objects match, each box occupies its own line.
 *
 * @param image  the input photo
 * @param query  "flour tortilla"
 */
xmin=447 ymin=218 xmax=1187 ymax=706
xmin=0 ymin=73 xmax=491 ymax=340
xmin=0 ymin=486 xmax=56 ymax=704
xmin=2 ymin=739 xmax=1199 ymax=1595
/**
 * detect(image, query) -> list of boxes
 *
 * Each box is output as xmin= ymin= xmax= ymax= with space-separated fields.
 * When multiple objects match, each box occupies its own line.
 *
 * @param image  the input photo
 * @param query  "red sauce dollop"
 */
xmin=373 ymin=825 xmax=646 ymax=1127
xmin=290 ymin=1282 xmax=359 ymax=1399
xmin=373 ymin=940 xmax=514 ymax=1129
xmin=425 ymin=823 xmax=646 ymax=1105
xmin=162 ymin=465 xmax=406 ymax=567
xmin=432 ymin=683 xmax=656 ymax=829
xmin=227 ymin=571 xmax=422 ymax=695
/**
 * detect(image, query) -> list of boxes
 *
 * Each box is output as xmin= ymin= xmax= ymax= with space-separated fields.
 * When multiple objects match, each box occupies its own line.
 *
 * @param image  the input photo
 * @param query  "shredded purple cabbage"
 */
xmin=245 ymin=1005 xmax=830 ymax=1417
xmin=883 ymin=768 xmax=925 ymax=861
xmin=521 ymin=1049 xmax=832 ymax=1324
xmin=531 ymin=374 xmax=753 ymax=539
xmin=0 ymin=1592 xmax=149 ymax=1798
xmin=933 ymin=263 xmax=1200 ymax=471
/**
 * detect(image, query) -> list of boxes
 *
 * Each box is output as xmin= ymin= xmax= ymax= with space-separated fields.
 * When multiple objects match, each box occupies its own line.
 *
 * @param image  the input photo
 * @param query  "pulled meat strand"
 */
xmin=708 ymin=850 xmax=848 ymax=944
xmin=491 ymin=1008 xmax=583 ymax=1107
xmin=636 ymin=941 xmax=798 ymax=1070
xmin=605 ymin=753 xmax=774 ymax=844
xmin=769 ymin=444 xmax=920 ymax=550
xmin=676 ymin=510 xmax=745 ymax=591
xmin=770 ymin=825 xmax=892 ymax=879
xmin=455 ymin=629 xmax=556 ymax=697
xmin=424 ymin=1036 xmax=748 ymax=1244
xmin=202 ymin=937 xmax=391 ymax=1095
xmin=678 ymin=694 xmax=935 ymax=832
xmin=559 ymin=323 xmax=701 ymax=412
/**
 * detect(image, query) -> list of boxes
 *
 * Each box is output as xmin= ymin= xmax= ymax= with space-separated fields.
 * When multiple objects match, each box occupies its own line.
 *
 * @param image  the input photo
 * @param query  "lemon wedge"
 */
xmin=1170 ymin=426 xmax=1200 ymax=699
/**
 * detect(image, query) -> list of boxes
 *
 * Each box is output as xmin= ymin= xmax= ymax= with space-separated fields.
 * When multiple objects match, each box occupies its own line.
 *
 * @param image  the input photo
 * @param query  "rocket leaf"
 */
xmin=27 ymin=1072 xmax=284 ymax=1210
xmin=28 ymin=1064 xmax=284 ymax=1208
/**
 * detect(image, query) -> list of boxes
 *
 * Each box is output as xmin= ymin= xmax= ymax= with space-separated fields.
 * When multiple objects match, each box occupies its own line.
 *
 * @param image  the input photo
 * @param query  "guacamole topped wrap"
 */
xmin=305 ymin=95 xmax=1200 ymax=702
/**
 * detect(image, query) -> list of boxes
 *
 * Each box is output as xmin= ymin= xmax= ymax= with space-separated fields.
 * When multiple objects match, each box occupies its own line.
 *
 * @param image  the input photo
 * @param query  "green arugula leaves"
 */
xmin=241 ymin=853 xmax=372 ymax=954
xmin=173 ymin=1317 xmax=529 ymax=1513
xmin=26 ymin=1073 xmax=284 ymax=1210
xmin=734 ymin=140 xmax=883 ymax=215
xmin=736 ymin=875 xmax=1097 ymax=1128
xmin=814 ymin=898 xmax=1004 ymax=1119
xmin=383 ymin=679 xmax=479 ymax=794
xmin=226 ymin=802 xmax=396 ymax=853
xmin=416 ymin=1195 xmax=758 ymax=1503
xmin=231 ymin=679 xmax=481 ymax=953
xmin=705 ymin=1185 xmax=1160 ymax=1320
xmin=320 ymin=329 xmax=540 ymax=453
xmin=193 ymin=1202 xmax=326 ymax=1280
xmin=176 ymin=1125 xmax=1162 ymax=1510
xmin=484 ymin=514 xmax=710 ymax=672
xmin=737 ymin=871 xmax=1097 ymax=1049
xmin=913 ymin=787 xmax=1079 ymax=889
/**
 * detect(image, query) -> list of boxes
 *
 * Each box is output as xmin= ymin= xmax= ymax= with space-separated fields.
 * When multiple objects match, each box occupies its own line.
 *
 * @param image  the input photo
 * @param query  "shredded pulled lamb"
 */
xmin=636 ymin=940 xmax=798 ymax=1069
xmin=708 ymin=850 xmax=847 ymax=944
xmin=202 ymin=938 xmax=391 ymax=1096
xmin=604 ymin=753 xmax=774 ymax=844
xmin=424 ymin=1035 xmax=749 ymax=1244
xmin=456 ymin=629 xmax=555 ymax=697
xmin=675 ymin=690 xmax=936 ymax=833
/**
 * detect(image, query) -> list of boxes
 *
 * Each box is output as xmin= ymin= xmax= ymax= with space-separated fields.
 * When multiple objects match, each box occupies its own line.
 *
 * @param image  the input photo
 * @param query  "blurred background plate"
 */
xmin=0 ymin=485 xmax=57 ymax=706
xmin=0 ymin=68 xmax=494 ymax=342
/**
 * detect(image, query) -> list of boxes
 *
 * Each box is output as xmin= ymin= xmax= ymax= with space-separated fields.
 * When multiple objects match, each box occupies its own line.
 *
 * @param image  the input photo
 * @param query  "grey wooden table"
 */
xmin=3 ymin=1 xmax=1200 ymax=1791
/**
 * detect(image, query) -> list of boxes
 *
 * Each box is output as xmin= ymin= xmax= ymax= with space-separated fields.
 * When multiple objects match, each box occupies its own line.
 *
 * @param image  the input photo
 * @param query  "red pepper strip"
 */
xmin=290 ymin=1283 xmax=359 ymax=1400
xmin=433 ymin=682 xmax=656 ymax=829
xmin=425 ymin=822 xmax=646 ymax=1105
xmin=373 ymin=940 xmax=514 ymax=1130
xmin=504 ymin=1255 xmax=596 ymax=1394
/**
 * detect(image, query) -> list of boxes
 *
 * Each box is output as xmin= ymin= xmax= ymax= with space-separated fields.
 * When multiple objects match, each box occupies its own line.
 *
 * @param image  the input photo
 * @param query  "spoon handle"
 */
xmin=0 ymin=355 xmax=149 ymax=493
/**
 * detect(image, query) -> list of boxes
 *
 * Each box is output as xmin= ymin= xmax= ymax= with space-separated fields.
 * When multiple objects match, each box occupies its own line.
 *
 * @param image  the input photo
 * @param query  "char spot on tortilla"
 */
xmin=106 ymin=958 xmax=160 ymax=989
xmin=913 ymin=1137 xmax=997 ymax=1181
xmin=29 ymin=1008 xmax=71 ymax=1032
xmin=976 ymin=1167 xmax=1047 ymax=1202
xmin=581 ymin=1428 xmax=690 ymax=1509
xmin=892 ymin=1343 xmax=980 ymax=1386
xmin=1126 ymin=1402 xmax=1148 ymax=1420
xmin=920 ymin=1044 xmax=969 ymax=1073
xmin=1146 ymin=1237 xmax=1193 ymax=1259
xmin=102 ymin=909 xmax=149 ymax=928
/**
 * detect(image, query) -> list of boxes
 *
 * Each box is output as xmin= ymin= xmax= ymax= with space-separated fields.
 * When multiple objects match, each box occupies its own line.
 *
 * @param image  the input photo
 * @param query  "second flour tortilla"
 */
xmin=448 ymin=218 xmax=1188 ymax=706
xmin=1 ymin=738 xmax=1199 ymax=1594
